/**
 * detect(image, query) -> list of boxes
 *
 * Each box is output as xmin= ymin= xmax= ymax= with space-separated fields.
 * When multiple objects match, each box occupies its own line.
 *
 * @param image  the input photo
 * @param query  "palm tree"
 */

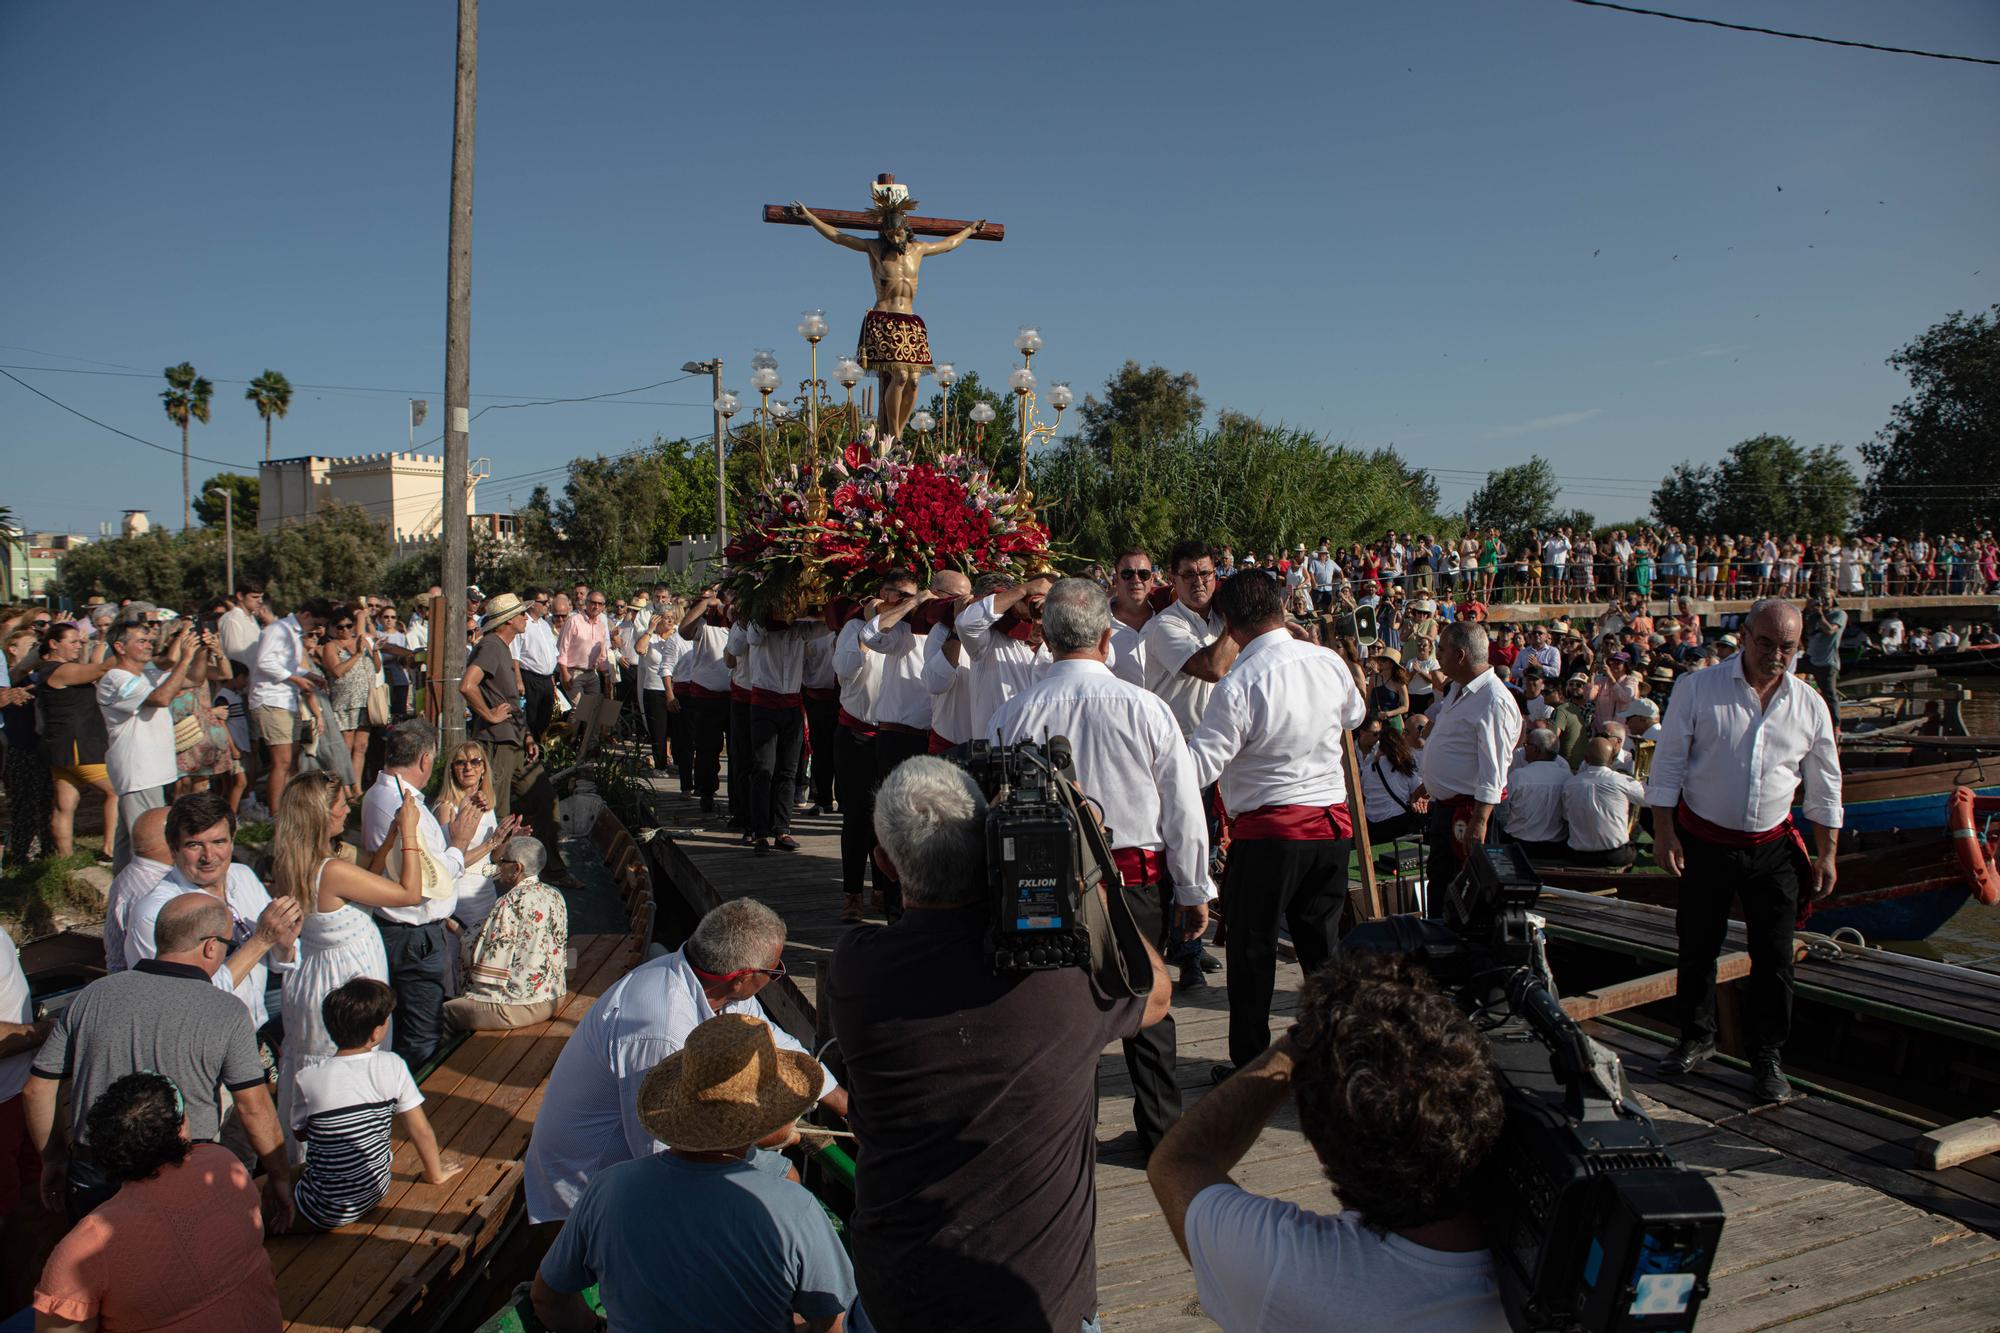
xmin=245 ymin=369 xmax=293 ymax=463
xmin=161 ymin=362 xmax=214 ymax=528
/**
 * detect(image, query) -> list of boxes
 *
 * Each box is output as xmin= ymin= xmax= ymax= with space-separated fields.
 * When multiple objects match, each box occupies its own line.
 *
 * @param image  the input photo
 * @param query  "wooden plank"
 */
xmin=1562 ymin=952 xmax=1751 ymax=1020
xmin=1782 ymin=1253 xmax=2000 ymax=1331
xmin=761 ymin=202 xmax=1006 ymax=241
xmin=1917 ymin=1114 xmax=2000 ymax=1171
xmin=1697 ymin=1212 xmax=2000 ymax=1333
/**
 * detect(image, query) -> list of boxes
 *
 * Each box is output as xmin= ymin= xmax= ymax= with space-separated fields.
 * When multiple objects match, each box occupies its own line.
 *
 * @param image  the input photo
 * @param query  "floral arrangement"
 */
xmin=722 ymin=438 xmax=1055 ymax=620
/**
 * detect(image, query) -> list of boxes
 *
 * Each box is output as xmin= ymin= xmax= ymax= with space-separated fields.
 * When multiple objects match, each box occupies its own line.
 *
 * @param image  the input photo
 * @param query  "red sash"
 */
xmin=729 ymin=684 xmax=750 ymax=704
xmin=803 ymin=686 xmax=839 ymax=702
xmin=1113 ymin=846 xmax=1166 ymax=886
xmin=838 ymin=708 xmax=875 ymax=738
xmin=678 ymin=683 xmax=724 ymax=701
xmin=749 ymin=689 xmax=801 ymax=710
xmin=877 ymin=721 xmax=925 ymax=736
xmin=1000 ymin=615 xmax=1041 ymax=645
xmin=1674 ymin=800 xmax=1817 ymax=925
xmin=927 ymin=730 xmax=956 ymax=755
xmin=1233 ymin=802 xmax=1353 ymax=841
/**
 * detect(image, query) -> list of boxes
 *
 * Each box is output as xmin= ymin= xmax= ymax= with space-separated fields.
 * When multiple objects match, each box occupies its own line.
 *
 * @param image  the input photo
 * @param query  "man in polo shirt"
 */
xmin=216 ymin=581 xmax=271 ymax=677
xmin=464 ymin=595 xmax=570 ymax=881
xmin=25 ymin=893 xmax=292 ymax=1226
xmin=1412 ymin=622 xmax=1522 ymax=890
xmin=1143 ymin=540 xmax=1236 ymax=741
xmin=249 ymin=597 xmax=329 ymax=817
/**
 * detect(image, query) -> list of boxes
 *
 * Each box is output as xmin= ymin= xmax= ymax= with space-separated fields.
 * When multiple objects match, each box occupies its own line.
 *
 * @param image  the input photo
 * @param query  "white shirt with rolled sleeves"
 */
xmin=1108 ymin=617 xmax=1148 ymax=687
xmin=1187 ymin=630 xmax=1369 ymax=818
xmin=1500 ymin=760 xmax=1570 ymax=843
xmin=680 ymin=621 xmax=732 ymax=693
xmin=954 ymin=594 xmax=1052 ymax=737
xmin=249 ymin=614 xmax=308 ymax=713
xmin=125 ymin=864 xmax=291 ymax=1028
xmin=745 ymin=622 xmax=812 ymax=695
xmin=859 ymin=615 xmax=933 ymax=729
xmin=521 ymin=946 xmax=839 ymax=1223
xmin=1420 ymin=670 xmax=1522 ymax=804
xmin=218 ymin=605 xmax=261 ymax=672
xmin=636 ymin=629 xmax=682 ymax=693
xmin=921 ymin=622 xmax=973 ymax=743
xmin=987 ymin=659 xmax=1211 ymax=905
xmin=1643 ymin=655 xmax=1842 ymax=832
xmin=725 ymin=623 xmax=754 ymax=692
xmin=514 ymin=616 xmax=560 ymax=676
xmin=831 ymin=618 xmax=883 ymax=723
xmin=801 ymin=625 xmax=837 ymax=691
xmin=97 ymin=665 xmax=176 ymax=794
xmin=1565 ymin=765 xmax=1649 ymax=851
xmin=362 ymin=770 xmax=464 ymax=925
xmin=1141 ymin=599 xmax=1224 ymax=739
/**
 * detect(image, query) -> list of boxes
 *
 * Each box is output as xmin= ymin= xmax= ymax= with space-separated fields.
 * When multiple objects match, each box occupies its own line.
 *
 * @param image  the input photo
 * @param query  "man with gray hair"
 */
xmin=828 ymin=757 xmax=1168 ymax=1331
xmin=446 ymin=837 xmax=570 ymax=1031
xmin=1564 ymin=738 xmax=1648 ymax=867
xmin=988 ymin=577 xmax=1209 ymax=1153
xmin=524 ymin=897 xmax=845 ymax=1224
xmin=1500 ymin=727 xmax=1570 ymax=861
xmin=1411 ymin=619 xmax=1521 ymax=889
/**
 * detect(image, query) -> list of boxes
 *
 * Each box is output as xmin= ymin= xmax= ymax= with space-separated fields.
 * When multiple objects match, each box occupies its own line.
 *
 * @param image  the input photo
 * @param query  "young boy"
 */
xmin=290 ymin=978 xmax=460 ymax=1230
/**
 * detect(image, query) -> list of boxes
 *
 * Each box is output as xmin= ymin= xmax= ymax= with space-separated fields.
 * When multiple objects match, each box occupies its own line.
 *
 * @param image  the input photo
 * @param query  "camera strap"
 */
xmin=1068 ymin=788 xmax=1152 ymax=1000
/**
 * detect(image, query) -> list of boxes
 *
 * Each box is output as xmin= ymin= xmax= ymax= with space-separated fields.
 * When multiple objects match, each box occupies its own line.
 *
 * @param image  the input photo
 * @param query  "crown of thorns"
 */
xmin=870 ymin=181 xmax=918 ymax=219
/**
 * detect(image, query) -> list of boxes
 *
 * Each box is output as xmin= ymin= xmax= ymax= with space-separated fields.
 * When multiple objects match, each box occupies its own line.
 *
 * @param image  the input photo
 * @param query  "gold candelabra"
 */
xmin=1006 ymin=328 xmax=1071 ymax=506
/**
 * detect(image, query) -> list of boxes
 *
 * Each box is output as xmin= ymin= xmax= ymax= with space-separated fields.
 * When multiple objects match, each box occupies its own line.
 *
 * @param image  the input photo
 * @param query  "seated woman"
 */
xmin=444 ymin=838 xmax=571 ymax=1031
xmin=33 ymin=1072 xmax=282 ymax=1332
xmin=1354 ymin=714 xmax=1422 ymax=843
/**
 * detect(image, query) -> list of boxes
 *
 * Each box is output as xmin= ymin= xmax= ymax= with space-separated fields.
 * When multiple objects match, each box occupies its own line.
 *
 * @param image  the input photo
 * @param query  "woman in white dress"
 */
xmin=432 ymin=741 xmax=520 ymax=971
xmin=273 ymin=768 xmax=427 ymax=1155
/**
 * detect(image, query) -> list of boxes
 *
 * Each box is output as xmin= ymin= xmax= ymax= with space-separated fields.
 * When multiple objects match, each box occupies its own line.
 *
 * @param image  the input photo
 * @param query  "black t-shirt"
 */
xmin=466 ymin=633 xmax=523 ymax=747
xmin=827 ymin=905 xmax=1145 ymax=1333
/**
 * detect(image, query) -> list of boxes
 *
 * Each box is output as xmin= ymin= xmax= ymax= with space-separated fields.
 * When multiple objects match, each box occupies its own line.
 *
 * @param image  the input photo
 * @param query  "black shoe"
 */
xmin=700 ymin=794 xmax=715 ymax=813
xmin=753 ymin=837 xmax=771 ymax=857
xmin=774 ymin=835 xmax=800 ymax=852
xmin=1750 ymin=1054 xmax=1796 ymax=1103
xmin=1176 ymin=963 xmax=1207 ymax=992
xmin=1654 ymin=1039 xmax=1717 ymax=1077
xmin=1209 ymin=1063 xmax=1237 ymax=1086
xmin=1197 ymin=949 xmax=1223 ymax=974
xmin=740 ymin=830 xmax=756 ymax=846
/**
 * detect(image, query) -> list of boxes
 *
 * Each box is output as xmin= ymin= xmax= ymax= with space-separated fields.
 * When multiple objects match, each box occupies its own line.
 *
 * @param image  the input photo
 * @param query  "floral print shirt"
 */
xmin=465 ymin=876 xmax=569 ymax=1005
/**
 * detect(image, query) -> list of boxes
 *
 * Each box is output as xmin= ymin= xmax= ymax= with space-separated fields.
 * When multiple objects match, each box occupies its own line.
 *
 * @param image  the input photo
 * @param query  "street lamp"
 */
xmin=909 ymin=409 xmax=936 ymax=454
xmin=935 ymin=362 xmax=958 ymax=451
xmin=1007 ymin=327 xmax=1066 ymax=501
xmin=798 ymin=310 xmax=829 ymax=478
xmin=969 ymin=400 xmax=996 ymax=446
xmin=683 ymin=357 xmax=728 ymax=557
xmin=206 ymin=487 xmax=235 ymax=597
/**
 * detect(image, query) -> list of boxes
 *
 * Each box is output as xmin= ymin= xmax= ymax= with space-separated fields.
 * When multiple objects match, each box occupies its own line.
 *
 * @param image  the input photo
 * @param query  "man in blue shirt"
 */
xmin=532 ymin=1013 xmax=855 ymax=1333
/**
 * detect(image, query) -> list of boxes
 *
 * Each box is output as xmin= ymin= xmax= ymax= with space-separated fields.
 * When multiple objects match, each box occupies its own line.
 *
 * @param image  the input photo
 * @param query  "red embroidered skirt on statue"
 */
xmin=858 ymin=310 xmax=933 ymax=370
xmin=1675 ymin=800 xmax=1818 ymax=926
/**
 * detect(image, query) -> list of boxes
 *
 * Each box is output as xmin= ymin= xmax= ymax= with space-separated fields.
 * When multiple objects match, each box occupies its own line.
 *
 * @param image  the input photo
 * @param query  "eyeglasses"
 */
xmin=690 ymin=959 xmax=788 ymax=984
xmin=1176 ymin=567 xmax=1217 ymax=583
xmin=1116 ymin=568 xmax=1153 ymax=581
xmin=453 ymin=757 xmax=486 ymax=768
xmin=198 ymin=934 xmax=233 ymax=950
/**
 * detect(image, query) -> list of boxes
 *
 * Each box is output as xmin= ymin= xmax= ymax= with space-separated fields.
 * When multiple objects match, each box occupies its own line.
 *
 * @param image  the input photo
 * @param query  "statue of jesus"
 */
xmin=789 ymin=182 xmax=985 ymax=442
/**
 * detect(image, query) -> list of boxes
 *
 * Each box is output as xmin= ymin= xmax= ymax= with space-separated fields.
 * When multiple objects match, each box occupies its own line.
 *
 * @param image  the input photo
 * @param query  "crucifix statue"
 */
xmin=766 ymin=174 xmax=1002 ymax=442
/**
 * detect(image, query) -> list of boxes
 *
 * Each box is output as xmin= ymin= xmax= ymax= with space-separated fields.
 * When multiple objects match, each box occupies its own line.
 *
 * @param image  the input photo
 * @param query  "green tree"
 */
xmin=1651 ymin=462 xmax=1714 ymax=532
xmin=246 ymin=502 xmax=389 ymax=605
xmin=918 ymin=371 xmax=1021 ymax=476
xmin=161 ymin=362 xmax=214 ymax=530
xmin=1075 ymin=361 xmax=1204 ymax=456
xmin=1464 ymin=456 xmax=1561 ymax=543
xmin=518 ymin=436 xmax=724 ymax=589
xmin=244 ymin=369 xmax=293 ymax=463
xmin=1860 ymin=305 xmax=2000 ymax=533
xmin=48 ymin=526 xmax=226 ymax=609
xmin=193 ymin=472 xmax=260 ymax=530
xmin=381 ymin=522 xmax=554 ymax=604
xmin=1708 ymin=435 xmax=1856 ymax=535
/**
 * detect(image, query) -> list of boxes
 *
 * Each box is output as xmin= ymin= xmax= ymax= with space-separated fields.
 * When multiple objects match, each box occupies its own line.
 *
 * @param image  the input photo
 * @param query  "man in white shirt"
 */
xmin=801 ymin=616 xmax=842 ymax=812
xmin=101 ymin=807 xmax=172 ymax=973
xmin=827 ymin=598 xmax=888 ymax=919
xmin=1563 ymin=739 xmax=1649 ymax=867
xmin=1499 ymin=730 xmax=1569 ymax=860
xmin=96 ymin=619 xmax=205 ymax=873
xmin=744 ymin=615 xmax=816 ymax=856
xmin=1413 ymin=622 xmax=1523 ymax=890
xmin=1148 ymin=954 xmax=1508 ymax=1333
xmin=1646 ymin=601 xmax=1841 ymax=1102
xmin=1520 ymin=627 xmax=1562 ymax=679
xmin=523 ymin=899 xmax=845 ymax=1224
xmin=989 ymin=579 xmax=1209 ymax=1152
xmin=1107 ymin=549 xmax=1155 ymax=686
xmin=125 ymin=792 xmax=301 ymax=1028
xmin=216 ymin=582 xmax=271 ymax=676
xmin=1306 ymin=545 xmax=1339 ymax=613
xmin=859 ymin=573 xmax=945 ymax=914
xmin=676 ymin=588 xmax=734 ymax=815
xmin=1542 ymin=530 xmax=1570 ymax=604
xmin=249 ymin=598 xmax=329 ymax=817
xmin=954 ymin=570 xmax=1055 ymax=737
xmin=1189 ymin=572 xmax=1367 ymax=1078
xmin=513 ymin=588 xmax=562 ymax=740
xmin=633 ymin=604 xmax=683 ymax=777
xmin=1142 ymin=540 xmax=1236 ymax=740
xmin=362 ymin=718 xmax=487 ymax=1067
xmin=918 ymin=570 xmax=974 ymax=755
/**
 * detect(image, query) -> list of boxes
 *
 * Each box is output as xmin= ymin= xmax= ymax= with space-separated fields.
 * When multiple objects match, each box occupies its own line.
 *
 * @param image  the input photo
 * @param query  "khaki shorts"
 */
xmin=252 ymin=705 xmax=303 ymax=747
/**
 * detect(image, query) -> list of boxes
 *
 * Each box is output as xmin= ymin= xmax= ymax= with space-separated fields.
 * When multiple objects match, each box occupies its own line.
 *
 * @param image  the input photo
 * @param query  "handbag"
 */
xmin=367 ymin=681 xmax=393 ymax=727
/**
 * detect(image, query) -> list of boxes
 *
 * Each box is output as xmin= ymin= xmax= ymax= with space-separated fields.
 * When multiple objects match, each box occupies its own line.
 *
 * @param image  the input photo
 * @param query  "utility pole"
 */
xmin=681 ymin=358 xmax=727 ymax=565
xmin=440 ymin=0 xmax=477 ymax=753
xmin=208 ymin=487 xmax=235 ymax=597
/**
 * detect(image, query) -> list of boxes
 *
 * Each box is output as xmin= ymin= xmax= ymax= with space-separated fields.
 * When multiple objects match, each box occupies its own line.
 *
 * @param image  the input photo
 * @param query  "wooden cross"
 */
xmin=762 ymin=172 xmax=1006 ymax=241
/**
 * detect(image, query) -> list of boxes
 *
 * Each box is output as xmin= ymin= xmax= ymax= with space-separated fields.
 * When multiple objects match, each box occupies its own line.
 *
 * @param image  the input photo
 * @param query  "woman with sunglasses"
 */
xmin=316 ymin=610 xmax=378 ymax=801
xmin=432 ymin=742 xmax=521 ymax=952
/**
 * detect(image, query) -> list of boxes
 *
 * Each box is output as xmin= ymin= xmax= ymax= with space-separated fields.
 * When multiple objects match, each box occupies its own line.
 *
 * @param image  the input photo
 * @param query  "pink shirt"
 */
xmin=557 ymin=611 xmax=611 ymax=673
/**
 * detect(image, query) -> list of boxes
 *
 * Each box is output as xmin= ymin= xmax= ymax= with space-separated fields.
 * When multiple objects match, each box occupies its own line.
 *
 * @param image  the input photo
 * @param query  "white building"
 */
xmin=259 ymin=452 xmax=485 ymax=544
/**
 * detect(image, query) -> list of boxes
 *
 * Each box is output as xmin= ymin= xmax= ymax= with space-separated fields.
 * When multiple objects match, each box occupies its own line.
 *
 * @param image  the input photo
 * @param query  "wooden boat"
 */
xmin=1842 ymin=641 xmax=2000 ymax=676
xmin=1820 ymin=755 xmax=2000 ymax=834
xmin=19 ymin=927 xmax=107 ymax=1014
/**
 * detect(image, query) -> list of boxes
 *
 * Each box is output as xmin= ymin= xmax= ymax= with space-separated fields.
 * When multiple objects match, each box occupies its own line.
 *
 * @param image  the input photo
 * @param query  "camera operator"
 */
xmin=1802 ymin=591 xmax=1847 ymax=730
xmin=827 ymin=758 xmax=1170 ymax=1333
xmin=988 ymin=577 xmax=1210 ymax=1155
xmin=1148 ymin=953 xmax=1508 ymax=1331
xmin=1186 ymin=571 xmax=1367 ymax=1080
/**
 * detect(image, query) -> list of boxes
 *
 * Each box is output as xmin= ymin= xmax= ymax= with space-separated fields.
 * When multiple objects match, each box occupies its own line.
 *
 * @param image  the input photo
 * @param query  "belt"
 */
xmin=877 ymin=720 xmax=926 ymax=736
xmin=750 ymin=689 xmax=802 ymax=709
xmin=376 ymin=918 xmax=444 ymax=931
xmin=1112 ymin=846 xmax=1166 ymax=886
xmin=1232 ymin=803 xmax=1353 ymax=841
xmin=1674 ymin=800 xmax=1795 ymax=848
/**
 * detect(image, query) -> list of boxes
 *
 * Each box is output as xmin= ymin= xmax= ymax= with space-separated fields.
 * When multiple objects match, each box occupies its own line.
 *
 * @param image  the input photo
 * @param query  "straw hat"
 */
xmin=479 ymin=592 xmax=528 ymax=631
xmin=636 ymin=1014 xmax=823 ymax=1152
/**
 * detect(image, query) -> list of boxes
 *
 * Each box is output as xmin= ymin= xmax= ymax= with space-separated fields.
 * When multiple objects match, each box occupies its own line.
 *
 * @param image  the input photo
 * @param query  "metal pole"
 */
xmin=439 ymin=0 xmax=477 ymax=754
xmin=711 ymin=359 xmax=726 ymax=559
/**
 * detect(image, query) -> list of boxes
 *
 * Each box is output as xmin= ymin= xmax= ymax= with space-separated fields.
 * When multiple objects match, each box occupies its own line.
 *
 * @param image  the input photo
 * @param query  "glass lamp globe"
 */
xmin=714 ymin=392 xmax=740 ymax=418
xmin=798 ymin=310 xmax=828 ymax=342
xmin=935 ymin=361 xmax=958 ymax=388
xmin=835 ymin=357 xmax=863 ymax=388
xmin=1013 ymin=327 xmax=1043 ymax=355
xmin=970 ymin=402 xmax=997 ymax=425
xmin=749 ymin=366 xmax=781 ymax=394
xmin=1007 ymin=367 xmax=1036 ymax=395
xmin=769 ymin=400 xmax=794 ymax=421
xmin=1048 ymin=381 xmax=1074 ymax=411
xmin=750 ymin=347 xmax=780 ymax=372
xmin=910 ymin=410 xmax=936 ymax=433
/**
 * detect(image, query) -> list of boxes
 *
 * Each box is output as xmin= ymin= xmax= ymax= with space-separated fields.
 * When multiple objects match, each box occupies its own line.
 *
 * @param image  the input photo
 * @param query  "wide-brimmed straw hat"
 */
xmin=479 ymin=592 xmax=528 ymax=631
xmin=636 ymin=1013 xmax=822 ymax=1152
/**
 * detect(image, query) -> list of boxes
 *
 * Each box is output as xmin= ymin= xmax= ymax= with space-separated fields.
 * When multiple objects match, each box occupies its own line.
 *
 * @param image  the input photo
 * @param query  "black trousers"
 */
xmin=641 ymin=688 xmax=674 ymax=770
xmin=669 ymin=702 xmax=692 ymax=789
xmin=872 ymin=729 xmax=929 ymax=915
xmin=1565 ymin=841 xmax=1638 ymax=867
xmin=1223 ymin=836 xmax=1351 ymax=1069
xmin=521 ymin=668 xmax=555 ymax=739
xmin=684 ymin=695 xmax=727 ymax=798
xmin=804 ymin=695 xmax=840 ymax=807
xmin=1119 ymin=880 xmax=1183 ymax=1154
xmin=378 ymin=919 xmax=449 ymax=1068
xmin=837 ymin=725 xmax=878 ymax=896
xmin=727 ymin=699 xmax=752 ymax=825
xmin=1676 ymin=831 xmax=1802 ymax=1055
xmin=1424 ymin=803 xmax=1498 ymax=910
xmin=750 ymin=704 xmax=804 ymax=839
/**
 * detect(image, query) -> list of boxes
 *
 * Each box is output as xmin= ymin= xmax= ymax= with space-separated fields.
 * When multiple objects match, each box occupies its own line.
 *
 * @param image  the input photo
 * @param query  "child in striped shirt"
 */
xmin=291 ymin=978 xmax=461 ymax=1230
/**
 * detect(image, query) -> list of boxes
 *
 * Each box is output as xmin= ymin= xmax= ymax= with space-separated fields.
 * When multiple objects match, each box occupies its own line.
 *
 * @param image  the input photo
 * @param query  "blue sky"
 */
xmin=3 ymin=0 xmax=1995 ymax=535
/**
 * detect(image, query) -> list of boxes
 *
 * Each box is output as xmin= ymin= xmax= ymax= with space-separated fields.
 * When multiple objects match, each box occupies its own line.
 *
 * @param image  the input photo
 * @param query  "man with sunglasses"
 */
xmin=557 ymin=588 xmax=613 ymax=703
xmin=1141 ymin=540 xmax=1237 ymax=741
xmin=525 ymin=899 xmax=846 ymax=1225
xmin=513 ymin=588 xmax=561 ymax=740
xmin=1107 ymin=549 xmax=1155 ymax=686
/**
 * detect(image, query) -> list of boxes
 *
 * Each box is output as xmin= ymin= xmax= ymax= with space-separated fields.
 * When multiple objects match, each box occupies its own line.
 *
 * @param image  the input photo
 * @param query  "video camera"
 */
xmin=1347 ymin=844 xmax=1725 ymax=1333
xmin=942 ymin=739 xmax=1148 ymax=993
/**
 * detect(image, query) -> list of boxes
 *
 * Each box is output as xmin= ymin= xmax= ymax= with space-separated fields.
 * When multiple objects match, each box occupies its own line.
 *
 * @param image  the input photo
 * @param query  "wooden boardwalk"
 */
xmin=639 ymin=767 xmax=2000 ymax=1331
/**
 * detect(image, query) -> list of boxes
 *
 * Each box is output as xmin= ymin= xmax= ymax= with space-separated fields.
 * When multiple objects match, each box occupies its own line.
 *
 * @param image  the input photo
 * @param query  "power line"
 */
xmin=1568 ymin=0 xmax=2000 ymax=67
xmin=0 ymin=366 xmax=257 ymax=469
xmin=0 ymin=361 xmax=709 ymax=407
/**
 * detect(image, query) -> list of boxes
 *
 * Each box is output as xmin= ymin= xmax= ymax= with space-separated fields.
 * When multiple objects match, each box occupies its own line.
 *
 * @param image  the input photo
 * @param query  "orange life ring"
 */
xmin=1947 ymin=786 xmax=2000 ymax=907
